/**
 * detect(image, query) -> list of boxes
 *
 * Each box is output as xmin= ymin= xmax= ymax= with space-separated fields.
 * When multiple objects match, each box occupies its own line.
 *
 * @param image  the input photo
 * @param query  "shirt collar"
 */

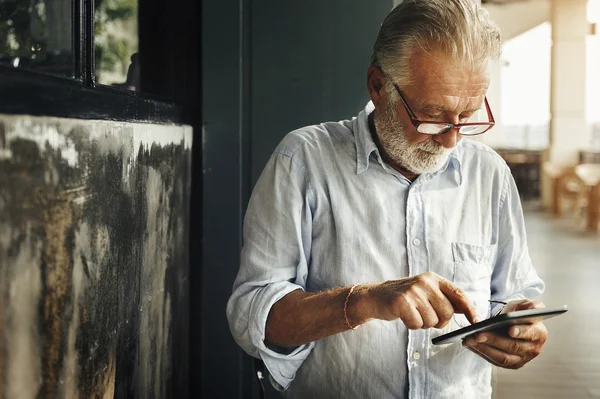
xmin=408 ymin=146 xmax=463 ymax=186
xmin=353 ymin=101 xmax=463 ymax=186
xmin=443 ymin=144 xmax=463 ymax=186
xmin=354 ymin=101 xmax=379 ymax=175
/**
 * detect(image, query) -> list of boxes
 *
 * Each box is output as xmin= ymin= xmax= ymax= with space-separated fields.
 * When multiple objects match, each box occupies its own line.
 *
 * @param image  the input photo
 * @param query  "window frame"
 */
xmin=0 ymin=0 xmax=186 ymax=124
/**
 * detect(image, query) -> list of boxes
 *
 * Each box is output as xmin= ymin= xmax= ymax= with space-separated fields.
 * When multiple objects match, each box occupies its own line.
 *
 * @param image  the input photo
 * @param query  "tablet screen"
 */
xmin=431 ymin=306 xmax=568 ymax=345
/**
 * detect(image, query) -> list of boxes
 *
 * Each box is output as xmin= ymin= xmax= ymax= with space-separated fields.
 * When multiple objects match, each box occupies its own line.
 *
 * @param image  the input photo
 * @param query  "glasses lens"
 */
xmin=417 ymin=123 xmax=453 ymax=135
xmin=452 ymin=300 xmax=490 ymax=329
xmin=458 ymin=124 xmax=490 ymax=135
xmin=452 ymin=313 xmax=470 ymax=329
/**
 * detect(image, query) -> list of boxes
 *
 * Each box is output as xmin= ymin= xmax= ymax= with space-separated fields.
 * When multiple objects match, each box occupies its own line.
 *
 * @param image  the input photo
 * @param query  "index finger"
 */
xmin=438 ymin=278 xmax=479 ymax=324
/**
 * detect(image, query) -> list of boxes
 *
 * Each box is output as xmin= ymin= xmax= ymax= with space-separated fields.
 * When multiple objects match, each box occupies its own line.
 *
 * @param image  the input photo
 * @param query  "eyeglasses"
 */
xmin=452 ymin=300 xmax=507 ymax=328
xmin=385 ymin=73 xmax=495 ymax=136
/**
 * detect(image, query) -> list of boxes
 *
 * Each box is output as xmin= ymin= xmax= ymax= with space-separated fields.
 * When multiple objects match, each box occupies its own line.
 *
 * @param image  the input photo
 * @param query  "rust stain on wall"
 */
xmin=101 ymin=355 xmax=116 ymax=399
xmin=39 ymin=189 xmax=74 ymax=399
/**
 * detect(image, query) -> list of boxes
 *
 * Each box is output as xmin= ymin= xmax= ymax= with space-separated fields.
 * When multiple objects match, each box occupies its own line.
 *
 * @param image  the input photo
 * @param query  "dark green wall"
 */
xmin=250 ymin=0 xmax=394 ymax=183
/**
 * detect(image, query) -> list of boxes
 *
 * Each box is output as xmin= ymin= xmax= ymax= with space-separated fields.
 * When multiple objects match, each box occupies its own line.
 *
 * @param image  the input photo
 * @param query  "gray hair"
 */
xmin=372 ymin=0 xmax=502 ymax=87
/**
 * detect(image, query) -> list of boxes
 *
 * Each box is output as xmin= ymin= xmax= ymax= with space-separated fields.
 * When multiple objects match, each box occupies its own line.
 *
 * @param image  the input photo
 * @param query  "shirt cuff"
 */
xmin=249 ymin=281 xmax=315 ymax=390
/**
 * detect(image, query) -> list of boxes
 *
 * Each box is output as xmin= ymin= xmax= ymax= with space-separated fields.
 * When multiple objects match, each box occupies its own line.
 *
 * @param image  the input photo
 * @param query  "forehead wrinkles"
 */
xmin=406 ymin=48 xmax=491 ymax=113
xmin=413 ymin=76 xmax=490 ymax=112
xmin=415 ymin=91 xmax=486 ymax=114
xmin=442 ymin=93 xmax=485 ymax=113
xmin=421 ymin=76 xmax=490 ymax=99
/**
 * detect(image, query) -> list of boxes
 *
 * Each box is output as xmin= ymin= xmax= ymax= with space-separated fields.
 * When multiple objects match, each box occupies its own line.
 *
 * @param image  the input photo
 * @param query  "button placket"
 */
xmin=405 ymin=184 xmax=426 ymax=397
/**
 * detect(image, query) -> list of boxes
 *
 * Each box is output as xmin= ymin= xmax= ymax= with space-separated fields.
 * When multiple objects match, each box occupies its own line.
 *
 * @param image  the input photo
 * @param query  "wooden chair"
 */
xmin=559 ymin=166 xmax=587 ymax=220
xmin=542 ymin=163 xmax=584 ymax=218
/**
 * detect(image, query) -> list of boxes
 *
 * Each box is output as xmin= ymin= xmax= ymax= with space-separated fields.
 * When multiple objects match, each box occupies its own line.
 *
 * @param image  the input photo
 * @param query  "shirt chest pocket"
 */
xmin=451 ymin=242 xmax=497 ymax=321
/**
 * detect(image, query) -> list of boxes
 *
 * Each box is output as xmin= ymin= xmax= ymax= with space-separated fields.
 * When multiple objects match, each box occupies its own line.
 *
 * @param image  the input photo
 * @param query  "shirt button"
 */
xmin=412 ymin=238 xmax=421 ymax=246
xmin=413 ymin=352 xmax=421 ymax=360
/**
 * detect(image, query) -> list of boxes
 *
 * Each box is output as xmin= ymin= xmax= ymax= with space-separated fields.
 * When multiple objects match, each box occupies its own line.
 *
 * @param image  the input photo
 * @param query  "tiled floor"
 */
xmin=494 ymin=203 xmax=600 ymax=399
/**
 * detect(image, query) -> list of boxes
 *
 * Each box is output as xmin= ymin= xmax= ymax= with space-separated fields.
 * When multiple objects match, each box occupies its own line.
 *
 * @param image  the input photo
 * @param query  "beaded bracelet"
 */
xmin=344 ymin=284 xmax=360 ymax=330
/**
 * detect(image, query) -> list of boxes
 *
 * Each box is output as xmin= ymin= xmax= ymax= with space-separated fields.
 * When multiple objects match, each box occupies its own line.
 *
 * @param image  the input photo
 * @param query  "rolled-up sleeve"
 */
xmin=490 ymin=165 xmax=545 ymax=314
xmin=226 ymin=150 xmax=315 ymax=390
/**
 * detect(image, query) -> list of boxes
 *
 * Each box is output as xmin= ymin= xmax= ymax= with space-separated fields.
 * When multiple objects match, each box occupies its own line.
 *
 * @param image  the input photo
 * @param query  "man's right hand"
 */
xmin=265 ymin=272 xmax=478 ymax=347
xmin=364 ymin=272 xmax=479 ymax=329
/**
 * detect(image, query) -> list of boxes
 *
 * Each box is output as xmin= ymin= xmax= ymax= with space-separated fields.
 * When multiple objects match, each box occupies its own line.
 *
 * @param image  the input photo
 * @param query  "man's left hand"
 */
xmin=462 ymin=299 xmax=548 ymax=369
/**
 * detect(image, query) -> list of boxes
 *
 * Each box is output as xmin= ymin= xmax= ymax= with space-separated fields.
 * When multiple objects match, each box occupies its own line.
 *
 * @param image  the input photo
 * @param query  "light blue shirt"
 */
xmin=226 ymin=103 xmax=544 ymax=399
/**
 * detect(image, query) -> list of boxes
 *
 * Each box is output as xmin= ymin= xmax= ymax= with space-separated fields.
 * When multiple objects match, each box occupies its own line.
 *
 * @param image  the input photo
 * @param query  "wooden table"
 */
xmin=579 ymin=149 xmax=600 ymax=164
xmin=575 ymin=164 xmax=600 ymax=232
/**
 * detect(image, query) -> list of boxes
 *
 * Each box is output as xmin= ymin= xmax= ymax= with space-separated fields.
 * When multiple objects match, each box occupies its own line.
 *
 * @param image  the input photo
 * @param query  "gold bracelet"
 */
xmin=344 ymin=284 xmax=360 ymax=330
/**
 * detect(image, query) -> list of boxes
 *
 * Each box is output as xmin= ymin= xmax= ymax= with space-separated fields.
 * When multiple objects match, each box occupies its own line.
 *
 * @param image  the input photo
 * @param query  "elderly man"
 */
xmin=227 ymin=0 xmax=546 ymax=398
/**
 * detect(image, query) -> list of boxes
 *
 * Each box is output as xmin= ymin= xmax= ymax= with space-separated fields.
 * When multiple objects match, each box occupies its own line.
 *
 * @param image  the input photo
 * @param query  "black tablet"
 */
xmin=431 ymin=306 xmax=568 ymax=345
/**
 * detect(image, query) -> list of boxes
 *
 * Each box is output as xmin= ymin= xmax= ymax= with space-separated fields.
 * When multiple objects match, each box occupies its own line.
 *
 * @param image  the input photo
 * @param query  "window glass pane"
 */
xmin=95 ymin=0 xmax=139 ymax=91
xmin=0 ymin=0 xmax=73 ymax=77
xmin=500 ymin=22 xmax=550 ymax=150
xmin=588 ymin=0 xmax=600 ymax=148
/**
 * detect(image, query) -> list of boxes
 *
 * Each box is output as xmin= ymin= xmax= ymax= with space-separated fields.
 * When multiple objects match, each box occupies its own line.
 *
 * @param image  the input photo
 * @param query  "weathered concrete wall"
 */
xmin=0 ymin=115 xmax=192 ymax=398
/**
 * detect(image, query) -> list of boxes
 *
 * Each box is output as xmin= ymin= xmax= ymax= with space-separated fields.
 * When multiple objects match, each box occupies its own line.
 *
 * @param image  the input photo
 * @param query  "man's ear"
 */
xmin=367 ymin=65 xmax=386 ymax=108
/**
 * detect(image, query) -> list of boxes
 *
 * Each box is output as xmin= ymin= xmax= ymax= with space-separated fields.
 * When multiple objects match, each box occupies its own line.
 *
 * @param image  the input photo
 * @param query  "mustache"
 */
xmin=376 ymin=104 xmax=452 ymax=156
xmin=416 ymin=139 xmax=449 ymax=155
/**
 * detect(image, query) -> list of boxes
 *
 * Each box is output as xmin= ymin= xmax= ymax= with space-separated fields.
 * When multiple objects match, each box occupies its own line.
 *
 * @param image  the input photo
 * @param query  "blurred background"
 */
xmin=473 ymin=2 xmax=600 ymax=398
xmin=0 ymin=0 xmax=598 ymax=398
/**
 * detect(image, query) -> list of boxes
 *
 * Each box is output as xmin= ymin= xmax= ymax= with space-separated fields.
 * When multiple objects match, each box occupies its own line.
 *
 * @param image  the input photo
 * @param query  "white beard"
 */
xmin=373 ymin=99 xmax=454 ymax=175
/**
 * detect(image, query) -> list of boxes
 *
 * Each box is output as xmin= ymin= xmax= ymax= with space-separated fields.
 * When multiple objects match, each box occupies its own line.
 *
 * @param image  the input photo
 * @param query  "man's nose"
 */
xmin=433 ymin=128 xmax=460 ymax=149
